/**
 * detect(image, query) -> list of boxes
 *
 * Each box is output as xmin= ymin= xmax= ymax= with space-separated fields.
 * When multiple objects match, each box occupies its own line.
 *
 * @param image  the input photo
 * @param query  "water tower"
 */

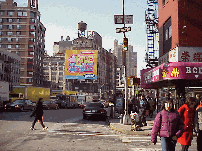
xmin=78 ymin=21 xmax=87 ymax=37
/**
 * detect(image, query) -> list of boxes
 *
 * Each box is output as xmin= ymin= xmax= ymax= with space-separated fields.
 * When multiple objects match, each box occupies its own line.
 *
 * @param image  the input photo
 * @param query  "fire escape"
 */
xmin=145 ymin=0 xmax=159 ymax=68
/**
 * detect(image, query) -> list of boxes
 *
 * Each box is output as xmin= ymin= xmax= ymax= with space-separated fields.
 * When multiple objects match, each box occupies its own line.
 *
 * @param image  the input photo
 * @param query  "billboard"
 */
xmin=65 ymin=50 xmax=98 ymax=79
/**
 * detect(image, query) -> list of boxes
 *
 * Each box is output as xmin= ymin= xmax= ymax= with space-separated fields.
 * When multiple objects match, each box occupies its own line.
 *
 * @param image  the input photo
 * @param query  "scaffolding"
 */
xmin=145 ymin=0 xmax=159 ymax=67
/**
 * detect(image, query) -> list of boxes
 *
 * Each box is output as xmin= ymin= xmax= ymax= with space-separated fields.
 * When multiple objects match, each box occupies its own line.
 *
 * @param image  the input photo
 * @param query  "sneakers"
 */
xmin=30 ymin=127 xmax=36 ymax=130
xmin=43 ymin=127 xmax=48 ymax=130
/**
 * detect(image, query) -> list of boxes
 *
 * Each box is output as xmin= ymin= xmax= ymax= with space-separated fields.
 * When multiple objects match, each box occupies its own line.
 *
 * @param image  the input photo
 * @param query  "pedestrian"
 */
xmin=195 ymin=94 xmax=200 ymax=110
xmin=151 ymin=98 xmax=184 ymax=151
xmin=30 ymin=98 xmax=48 ymax=130
xmin=139 ymin=95 xmax=148 ymax=126
xmin=194 ymin=99 xmax=202 ymax=151
xmin=148 ymin=97 xmax=155 ymax=118
xmin=177 ymin=97 xmax=195 ymax=151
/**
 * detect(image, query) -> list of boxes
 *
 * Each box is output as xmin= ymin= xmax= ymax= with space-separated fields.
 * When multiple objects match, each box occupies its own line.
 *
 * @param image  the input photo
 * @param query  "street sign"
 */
xmin=114 ymin=15 xmax=133 ymax=24
xmin=116 ymin=27 xmax=131 ymax=33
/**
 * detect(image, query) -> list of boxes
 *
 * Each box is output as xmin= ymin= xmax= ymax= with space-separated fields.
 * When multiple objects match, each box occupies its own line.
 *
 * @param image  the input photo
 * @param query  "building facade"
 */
xmin=43 ymin=51 xmax=71 ymax=90
xmin=0 ymin=0 xmax=46 ymax=87
xmin=0 ymin=48 xmax=21 ymax=91
xmin=141 ymin=0 xmax=202 ymax=103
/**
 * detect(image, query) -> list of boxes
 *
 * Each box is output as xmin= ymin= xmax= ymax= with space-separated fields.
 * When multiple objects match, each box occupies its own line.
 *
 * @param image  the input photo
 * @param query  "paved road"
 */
xmin=0 ymin=109 xmax=198 ymax=151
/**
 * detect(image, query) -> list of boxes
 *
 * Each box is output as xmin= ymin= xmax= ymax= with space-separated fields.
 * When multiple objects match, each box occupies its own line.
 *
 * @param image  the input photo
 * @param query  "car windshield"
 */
xmin=13 ymin=100 xmax=24 ymax=103
xmin=43 ymin=101 xmax=50 ymax=104
xmin=86 ymin=103 xmax=104 ymax=108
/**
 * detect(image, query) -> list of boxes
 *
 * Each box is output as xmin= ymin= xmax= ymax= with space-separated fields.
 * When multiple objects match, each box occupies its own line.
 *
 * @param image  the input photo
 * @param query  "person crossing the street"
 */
xmin=30 ymin=98 xmax=48 ymax=130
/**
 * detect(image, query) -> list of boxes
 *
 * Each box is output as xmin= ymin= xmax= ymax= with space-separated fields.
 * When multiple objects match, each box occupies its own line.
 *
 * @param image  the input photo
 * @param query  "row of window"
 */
xmin=0 ymin=44 xmax=25 ymax=49
xmin=0 ymin=24 xmax=35 ymax=30
xmin=0 ymin=18 xmax=36 ymax=23
xmin=0 ymin=11 xmax=37 ymax=18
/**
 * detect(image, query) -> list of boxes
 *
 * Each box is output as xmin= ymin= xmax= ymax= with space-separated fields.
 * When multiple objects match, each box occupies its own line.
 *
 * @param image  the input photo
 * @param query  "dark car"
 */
xmin=4 ymin=99 xmax=34 ymax=111
xmin=55 ymin=100 xmax=67 ymax=109
xmin=83 ymin=102 xmax=107 ymax=120
xmin=43 ymin=101 xmax=59 ymax=110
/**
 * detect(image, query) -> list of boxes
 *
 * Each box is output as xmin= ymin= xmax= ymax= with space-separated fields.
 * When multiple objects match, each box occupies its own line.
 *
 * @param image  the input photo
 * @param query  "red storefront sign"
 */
xmin=141 ymin=62 xmax=202 ymax=88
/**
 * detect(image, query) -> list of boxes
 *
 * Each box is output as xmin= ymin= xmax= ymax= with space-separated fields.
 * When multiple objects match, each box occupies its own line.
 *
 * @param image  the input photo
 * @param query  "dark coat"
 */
xmin=30 ymin=101 xmax=43 ymax=119
xmin=151 ymin=109 xmax=184 ymax=144
xmin=177 ymin=104 xmax=195 ymax=146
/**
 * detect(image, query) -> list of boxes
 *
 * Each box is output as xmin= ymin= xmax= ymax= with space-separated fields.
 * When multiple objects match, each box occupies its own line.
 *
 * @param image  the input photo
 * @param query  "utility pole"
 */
xmin=114 ymin=0 xmax=133 ymax=125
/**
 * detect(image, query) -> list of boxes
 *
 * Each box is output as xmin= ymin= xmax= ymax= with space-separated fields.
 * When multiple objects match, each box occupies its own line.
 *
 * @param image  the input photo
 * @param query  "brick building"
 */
xmin=0 ymin=0 xmax=46 ymax=87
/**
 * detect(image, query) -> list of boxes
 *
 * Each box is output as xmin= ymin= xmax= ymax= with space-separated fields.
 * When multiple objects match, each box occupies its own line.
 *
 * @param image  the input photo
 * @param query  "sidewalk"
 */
xmin=109 ymin=110 xmax=156 ymax=136
xmin=109 ymin=110 xmax=198 ymax=137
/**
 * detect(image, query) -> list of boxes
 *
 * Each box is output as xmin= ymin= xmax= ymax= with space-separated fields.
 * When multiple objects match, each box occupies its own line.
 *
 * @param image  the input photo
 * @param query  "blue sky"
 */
xmin=15 ymin=0 xmax=149 ymax=77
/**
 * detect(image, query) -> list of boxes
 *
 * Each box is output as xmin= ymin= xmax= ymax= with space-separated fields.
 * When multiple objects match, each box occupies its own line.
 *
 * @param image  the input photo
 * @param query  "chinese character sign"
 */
xmin=65 ymin=50 xmax=98 ymax=79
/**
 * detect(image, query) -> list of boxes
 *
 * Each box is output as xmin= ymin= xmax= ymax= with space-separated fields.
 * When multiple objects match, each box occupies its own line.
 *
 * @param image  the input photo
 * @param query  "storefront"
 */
xmin=141 ymin=62 xmax=202 ymax=110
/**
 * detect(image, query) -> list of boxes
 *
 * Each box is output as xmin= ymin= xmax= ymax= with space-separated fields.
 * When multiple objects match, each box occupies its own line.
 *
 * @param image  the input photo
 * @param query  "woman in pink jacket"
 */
xmin=151 ymin=98 xmax=184 ymax=151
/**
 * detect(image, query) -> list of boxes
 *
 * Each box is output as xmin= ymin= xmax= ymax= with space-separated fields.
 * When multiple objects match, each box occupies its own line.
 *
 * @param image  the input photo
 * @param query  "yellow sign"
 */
xmin=171 ymin=67 xmax=180 ymax=77
xmin=65 ymin=50 xmax=98 ymax=79
xmin=162 ymin=69 xmax=169 ymax=77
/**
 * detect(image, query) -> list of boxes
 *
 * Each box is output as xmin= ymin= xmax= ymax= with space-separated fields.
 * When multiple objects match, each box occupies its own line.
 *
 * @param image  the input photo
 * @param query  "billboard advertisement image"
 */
xmin=65 ymin=50 xmax=98 ymax=79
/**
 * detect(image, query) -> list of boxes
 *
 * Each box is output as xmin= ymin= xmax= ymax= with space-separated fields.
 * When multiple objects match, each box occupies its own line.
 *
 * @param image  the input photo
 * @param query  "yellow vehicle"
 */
xmin=9 ymin=93 xmax=24 ymax=102
xmin=12 ymin=86 xmax=50 ymax=102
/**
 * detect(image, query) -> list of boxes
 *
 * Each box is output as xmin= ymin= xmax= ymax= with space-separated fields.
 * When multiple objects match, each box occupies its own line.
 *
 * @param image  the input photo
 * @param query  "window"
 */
xmin=30 ymin=12 xmax=35 ymax=18
xmin=28 ymin=45 xmax=33 ymax=48
xmin=18 ymin=11 xmax=27 ymax=17
xmin=0 ymin=18 xmax=2 ymax=23
xmin=30 ymin=19 xmax=35 ymax=23
xmin=17 ymin=25 xmax=21 ymax=29
xmin=28 ymin=51 xmax=34 ymax=55
xmin=0 ymin=11 xmax=4 ymax=16
xmin=27 ymin=78 xmax=32 ymax=83
xmin=0 ymin=38 xmax=1 ymax=42
xmin=8 ymin=19 xmax=13 ymax=23
xmin=16 ymin=45 xmax=20 ymax=48
xmin=163 ymin=17 xmax=172 ymax=54
xmin=8 ymin=38 xmax=13 ymax=42
xmin=7 ymin=32 xmax=13 ymax=36
xmin=8 ymin=11 xmax=14 ymax=16
xmin=30 ymin=25 xmax=35 ymax=29
xmin=17 ymin=31 xmax=21 ymax=36
xmin=8 ymin=45 xmax=12 ymax=49
xmin=0 ymin=25 xmax=2 ymax=29
xmin=28 ymin=72 xmax=33 ymax=75
xmin=17 ymin=19 xmax=21 ymax=23
xmin=163 ymin=0 xmax=168 ymax=5
xmin=59 ymin=72 xmax=63 ymax=76
xmin=16 ymin=38 xmax=20 ymax=42
xmin=0 ymin=32 xmax=3 ymax=36
xmin=8 ymin=25 xmax=13 ymax=29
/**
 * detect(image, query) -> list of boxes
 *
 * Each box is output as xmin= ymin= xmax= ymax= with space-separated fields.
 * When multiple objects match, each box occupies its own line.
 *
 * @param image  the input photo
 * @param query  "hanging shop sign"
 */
xmin=141 ymin=62 xmax=202 ymax=88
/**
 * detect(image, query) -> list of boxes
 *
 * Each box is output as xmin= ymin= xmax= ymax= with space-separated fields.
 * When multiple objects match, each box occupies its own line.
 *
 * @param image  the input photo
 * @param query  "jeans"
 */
xmin=161 ymin=137 xmax=177 ymax=151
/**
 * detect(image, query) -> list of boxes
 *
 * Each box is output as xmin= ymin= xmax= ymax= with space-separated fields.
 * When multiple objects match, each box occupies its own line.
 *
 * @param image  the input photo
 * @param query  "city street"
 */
xmin=0 ymin=109 xmax=197 ymax=151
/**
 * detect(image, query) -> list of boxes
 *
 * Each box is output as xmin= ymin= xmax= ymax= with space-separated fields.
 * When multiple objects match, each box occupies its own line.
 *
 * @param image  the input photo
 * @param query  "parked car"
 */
xmin=55 ymin=100 xmax=67 ymax=109
xmin=83 ymin=102 xmax=107 ymax=120
xmin=42 ymin=101 xmax=59 ymax=110
xmin=4 ymin=99 xmax=34 ymax=111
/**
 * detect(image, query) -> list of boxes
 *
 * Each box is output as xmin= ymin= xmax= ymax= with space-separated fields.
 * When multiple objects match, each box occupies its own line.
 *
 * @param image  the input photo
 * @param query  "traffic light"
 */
xmin=127 ymin=77 xmax=130 ymax=86
xmin=123 ymin=37 xmax=128 ymax=51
